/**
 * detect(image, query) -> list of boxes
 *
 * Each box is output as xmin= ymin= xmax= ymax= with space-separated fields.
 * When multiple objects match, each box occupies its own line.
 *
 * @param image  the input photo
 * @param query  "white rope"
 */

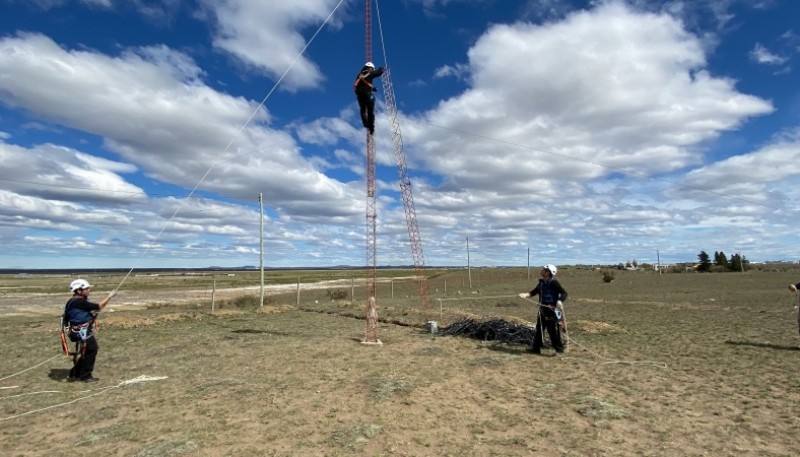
xmin=0 ymin=391 xmax=64 ymax=400
xmin=114 ymin=0 xmax=347 ymax=292
xmin=0 ymin=354 xmax=61 ymax=383
xmin=438 ymin=293 xmax=520 ymax=302
xmin=0 ymin=375 xmax=168 ymax=423
xmin=566 ymin=337 xmax=668 ymax=368
xmin=514 ymin=295 xmax=668 ymax=368
xmin=4 ymin=3 xmax=346 ymax=414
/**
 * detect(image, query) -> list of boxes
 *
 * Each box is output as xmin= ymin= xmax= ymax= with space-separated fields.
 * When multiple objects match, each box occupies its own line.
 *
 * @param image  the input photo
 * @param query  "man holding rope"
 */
xmin=788 ymin=281 xmax=800 ymax=349
xmin=519 ymin=264 xmax=568 ymax=357
xmin=63 ymin=279 xmax=116 ymax=382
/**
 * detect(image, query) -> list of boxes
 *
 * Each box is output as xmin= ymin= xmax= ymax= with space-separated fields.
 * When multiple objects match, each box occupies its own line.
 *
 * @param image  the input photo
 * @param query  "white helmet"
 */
xmin=69 ymin=278 xmax=92 ymax=292
xmin=543 ymin=264 xmax=557 ymax=276
xmin=364 ymin=61 xmax=375 ymax=69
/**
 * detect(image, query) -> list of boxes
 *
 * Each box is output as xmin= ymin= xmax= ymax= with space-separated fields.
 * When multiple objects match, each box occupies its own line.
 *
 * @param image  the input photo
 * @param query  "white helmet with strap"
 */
xmin=364 ymin=61 xmax=375 ymax=69
xmin=543 ymin=264 xmax=557 ymax=276
xmin=69 ymin=278 xmax=92 ymax=292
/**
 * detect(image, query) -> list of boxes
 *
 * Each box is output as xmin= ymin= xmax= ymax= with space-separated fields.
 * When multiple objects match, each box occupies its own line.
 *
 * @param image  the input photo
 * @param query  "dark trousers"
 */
xmin=533 ymin=308 xmax=564 ymax=353
xmin=356 ymin=92 xmax=376 ymax=131
xmin=69 ymin=335 xmax=98 ymax=379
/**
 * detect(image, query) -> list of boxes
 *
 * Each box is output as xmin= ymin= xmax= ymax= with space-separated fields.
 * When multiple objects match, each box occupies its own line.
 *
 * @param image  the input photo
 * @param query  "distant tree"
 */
xmin=728 ymin=253 xmax=750 ymax=272
xmin=714 ymin=251 xmax=729 ymax=269
xmin=697 ymin=251 xmax=712 ymax=272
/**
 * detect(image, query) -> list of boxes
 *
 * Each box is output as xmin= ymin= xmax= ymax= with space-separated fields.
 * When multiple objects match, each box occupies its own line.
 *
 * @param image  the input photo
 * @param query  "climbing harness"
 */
xmin=59 ymin=299 xmax=97 ymax=363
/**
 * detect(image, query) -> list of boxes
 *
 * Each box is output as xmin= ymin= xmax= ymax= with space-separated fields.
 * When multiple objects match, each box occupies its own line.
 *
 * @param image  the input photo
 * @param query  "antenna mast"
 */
xmin=362 ymin=0 xmax=380 ymax=344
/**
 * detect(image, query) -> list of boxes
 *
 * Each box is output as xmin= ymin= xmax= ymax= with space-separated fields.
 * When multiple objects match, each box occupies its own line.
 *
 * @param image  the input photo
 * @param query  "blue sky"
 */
xmin=0 ymin=0 xmax=799 ymax=269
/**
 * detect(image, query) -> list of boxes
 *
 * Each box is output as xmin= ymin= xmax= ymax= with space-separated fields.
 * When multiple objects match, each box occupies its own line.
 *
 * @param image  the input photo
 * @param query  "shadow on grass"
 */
xmin=482 ymin=343 xmax=529 ymax=354
xmin=725 ymin=340 xmax=800 ymax=351
xmin=230 ymin=329 xmax=290 ymax=335
xmin=47 ymin=368 xmax=72 ymax=381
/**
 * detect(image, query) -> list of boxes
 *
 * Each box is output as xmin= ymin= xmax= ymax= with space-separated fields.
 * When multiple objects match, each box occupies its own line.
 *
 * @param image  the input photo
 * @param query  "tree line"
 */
xmin=697 ymin=250 xmax=749 ymax=272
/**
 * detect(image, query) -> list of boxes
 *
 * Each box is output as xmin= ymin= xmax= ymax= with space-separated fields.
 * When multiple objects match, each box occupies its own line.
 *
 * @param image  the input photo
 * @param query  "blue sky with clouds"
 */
xmin=0 ymin=0 xmax=799 ymax=269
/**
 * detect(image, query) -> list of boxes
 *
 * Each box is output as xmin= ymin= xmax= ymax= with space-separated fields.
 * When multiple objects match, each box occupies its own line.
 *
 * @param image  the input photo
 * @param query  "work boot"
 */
xmin=81 ymin=376 xmax=99 ymax=383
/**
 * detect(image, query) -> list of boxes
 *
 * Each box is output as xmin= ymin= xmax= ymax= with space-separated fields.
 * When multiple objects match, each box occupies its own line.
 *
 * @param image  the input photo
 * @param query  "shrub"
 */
xmin=223 ymin=294 xmax=271 ymax=308
xmin=601 ymin=269 xmax=615 ymax=283
xmin=326 ymin=289 xmax=348 ymax=300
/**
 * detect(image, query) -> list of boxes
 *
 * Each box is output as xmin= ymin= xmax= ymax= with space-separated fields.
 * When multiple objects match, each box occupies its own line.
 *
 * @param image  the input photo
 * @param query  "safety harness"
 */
xmin=536 ymin=279 xmax=568 ymax=348
xmin=59 ymin=298 xmax=97 ymax=362
xmin=353 ymin=71 xmax=375 ymax=92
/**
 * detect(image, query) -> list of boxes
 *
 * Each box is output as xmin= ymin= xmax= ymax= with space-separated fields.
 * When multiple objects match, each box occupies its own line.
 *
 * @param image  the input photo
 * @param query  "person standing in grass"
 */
xmin=788 ymin=281 xmax=800 ymax=347
xmin=519 ymin=264 xmax=568 ymax=356
xmin=63 ymin=278 xmax=116 ymax=382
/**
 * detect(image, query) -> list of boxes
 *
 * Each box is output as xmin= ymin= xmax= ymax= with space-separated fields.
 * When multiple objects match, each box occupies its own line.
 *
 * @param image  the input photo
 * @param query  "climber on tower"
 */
xmin=353 ymin=61 xmax=384 ymax=135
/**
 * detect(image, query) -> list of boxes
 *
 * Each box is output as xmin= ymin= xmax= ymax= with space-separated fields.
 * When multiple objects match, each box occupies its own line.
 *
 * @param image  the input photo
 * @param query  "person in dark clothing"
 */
xmin=519 ymin=264 xmax=568 ymax=356
xmin=789 ymin=281 xmax=800 ymax=348
xmin=353 ymin=61 xmax=384 ymax=135
xmin=63 ymin=278 xmax=115 ymax=382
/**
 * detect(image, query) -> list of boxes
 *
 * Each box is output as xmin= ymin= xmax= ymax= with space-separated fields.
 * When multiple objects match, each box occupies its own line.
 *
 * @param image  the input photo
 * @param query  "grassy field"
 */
xmin=2 ymin=266 xmax=800 ymax=456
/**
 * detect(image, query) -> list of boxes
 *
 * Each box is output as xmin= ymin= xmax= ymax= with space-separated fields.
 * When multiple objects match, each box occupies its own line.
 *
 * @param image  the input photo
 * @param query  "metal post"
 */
xmin=259 ymin=193 xmax=264 ymax=307
xmin=467 ymin=236 xmax=472 ymax=289
xmin=657 ymin=249 xmax=661 ymax=275
xmin=527 ymin=247 xmax=531 ymax=280
xmin=211 ymin=275 xmax=216 ymax=313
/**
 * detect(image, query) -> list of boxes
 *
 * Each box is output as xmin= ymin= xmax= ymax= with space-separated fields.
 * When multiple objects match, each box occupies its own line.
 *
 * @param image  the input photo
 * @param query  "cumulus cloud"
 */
xmin=1 ymin=0 xmax=795 ymax=267
xmin=0 ymin=32 xmax=362 ymax=220
xmin=200 ymin=0 xmax=345 ymax=92
xmin=0 ymin=142 xmax=144 ymax=204
xmin=678 ymin=131 xmax=800 ymax=205
xmin=406 ymin=2 xmax=772 ymax=197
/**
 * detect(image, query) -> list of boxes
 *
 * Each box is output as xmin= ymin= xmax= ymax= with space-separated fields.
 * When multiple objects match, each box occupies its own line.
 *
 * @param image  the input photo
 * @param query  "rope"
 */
xmin=0 ymin=375 xmax=168 ymax=423
xmin=113 ymin=0 xmax=347 ymax=293
xmin=1 ymin=391 xmax=64 ymax=400
xmin=566 ymin=337 xmax=668 ymax=368
xmin=0 ymin=354 xmax=61 ymax=383
xmin=438 ymin=293 xmax=520 ymax=302
xmin=513 ymin=295 xmax=667 ymax=368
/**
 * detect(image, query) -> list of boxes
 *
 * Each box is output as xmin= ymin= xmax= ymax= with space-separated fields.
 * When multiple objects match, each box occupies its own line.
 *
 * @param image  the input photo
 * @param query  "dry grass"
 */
xmin=2 ymin=266 xmax=800 ymax=456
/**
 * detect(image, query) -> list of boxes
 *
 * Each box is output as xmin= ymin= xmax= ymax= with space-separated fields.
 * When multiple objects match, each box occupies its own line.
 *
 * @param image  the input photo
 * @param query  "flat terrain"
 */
xmin=2 ymin=267 xmax=800 ymax=456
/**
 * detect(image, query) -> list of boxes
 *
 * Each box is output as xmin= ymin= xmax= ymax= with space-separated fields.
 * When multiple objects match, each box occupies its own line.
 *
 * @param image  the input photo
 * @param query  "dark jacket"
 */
xmin=353 ymin=66 xmax=384 ymax=95
xmin=64 ymin=296 xmax=100 ymax=324
xmin=528 ymin=278 xmax=568 ymax=306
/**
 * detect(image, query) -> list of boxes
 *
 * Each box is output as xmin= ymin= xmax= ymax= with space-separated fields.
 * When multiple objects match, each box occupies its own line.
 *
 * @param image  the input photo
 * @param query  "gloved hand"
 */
xmin=107 ymin=290 xmax=117 ymax=300
xmin=556 ymin=300 xmax=563 ymax=308
xmin=518 ymin=293 xmax=529 ymax=299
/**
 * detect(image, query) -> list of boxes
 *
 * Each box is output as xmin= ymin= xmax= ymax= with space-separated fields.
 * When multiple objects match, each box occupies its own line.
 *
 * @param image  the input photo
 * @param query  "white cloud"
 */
xmin=750 ymin=43 xmax=788 ymax=65
xmin=679 ymin=131 xmax=800 ymax=204
xmin=201 ymin=0 xmax=345 ymax=92
xmin=1 ymin=1 xmax=797 ymax=267
xmin=0 ymin=142 xmax=145 ymax=204
xmin=406 ymin=1 xmax=772 ymax=195
xmin=0 ymin=32 xmax=362 ymax=220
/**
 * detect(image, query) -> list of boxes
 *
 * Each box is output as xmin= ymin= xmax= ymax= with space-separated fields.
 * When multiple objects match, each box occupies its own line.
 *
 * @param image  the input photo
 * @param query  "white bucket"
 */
xmin=426 ymin=320 xmax=438 ymax=334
